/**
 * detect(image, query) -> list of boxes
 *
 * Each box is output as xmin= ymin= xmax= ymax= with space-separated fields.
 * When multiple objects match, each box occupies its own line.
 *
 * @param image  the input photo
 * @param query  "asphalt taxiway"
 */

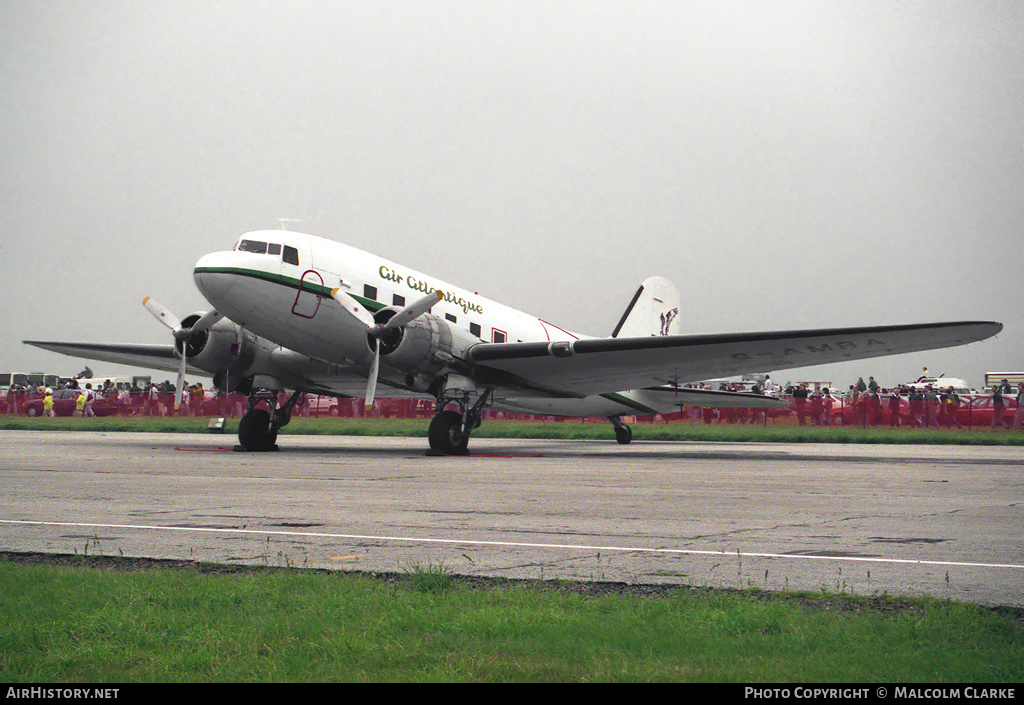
xmin=1 ymin=430 xmax=1022 ymax=606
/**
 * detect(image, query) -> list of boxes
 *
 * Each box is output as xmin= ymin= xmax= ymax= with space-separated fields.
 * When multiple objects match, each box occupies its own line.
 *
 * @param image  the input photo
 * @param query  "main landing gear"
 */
xmin=236 ymin=387 xmax=303 ymax=452
xmin=609 ymin=415 xmax=633 ymax=444
xmin=427 ymin=376 xmax=492 ymax=456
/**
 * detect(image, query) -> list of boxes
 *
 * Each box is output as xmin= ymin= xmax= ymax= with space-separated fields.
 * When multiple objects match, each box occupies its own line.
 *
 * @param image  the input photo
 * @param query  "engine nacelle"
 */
xmin=374 ymin=311 xmax=480 ymax=390
xmin=177 ymin=313 xmax=267 ymax=390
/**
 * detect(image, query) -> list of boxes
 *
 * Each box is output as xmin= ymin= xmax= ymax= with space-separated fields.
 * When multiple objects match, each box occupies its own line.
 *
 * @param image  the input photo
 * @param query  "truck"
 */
xmin=985 ymin=372 xmax=1024 ymax=389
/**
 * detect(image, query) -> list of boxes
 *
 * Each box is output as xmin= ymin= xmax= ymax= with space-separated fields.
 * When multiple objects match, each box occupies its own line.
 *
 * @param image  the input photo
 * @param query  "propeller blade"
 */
xmin=380 ymin=290 xmax=444 ymax=332
xmin=143 ymin=296 xmax=182 ymax=333
xmin=174 ymin=349 xmax=186 ymax=412
xmin=330 ymin=287 xmax=378 ymax=332
xmin=364 ymin=340 xmax=380 ymax=412
xmin=329 ymin=287 xmax=442 ymax=412
xmin=190 ymin=309 xmax=224 ymax=335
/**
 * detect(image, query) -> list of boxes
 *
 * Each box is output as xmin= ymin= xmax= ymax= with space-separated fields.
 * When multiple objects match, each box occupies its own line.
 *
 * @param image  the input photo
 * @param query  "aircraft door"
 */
xmin=292 ymin=269 xmax=324 ymax=319
xmin=279 ymin=241 xmax=321 ymax=319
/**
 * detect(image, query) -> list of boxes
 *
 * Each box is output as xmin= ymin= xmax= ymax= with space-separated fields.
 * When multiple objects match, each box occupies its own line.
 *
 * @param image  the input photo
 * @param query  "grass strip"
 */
xmin=1 ymin=555 xmax=1021 ymax=682
xmin=2 ymin=415 xmax=1023 ymax=445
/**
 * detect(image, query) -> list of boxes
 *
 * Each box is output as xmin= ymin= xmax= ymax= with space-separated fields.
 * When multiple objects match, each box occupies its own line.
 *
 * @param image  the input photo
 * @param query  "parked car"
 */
xmin=959 ymin=395 xmax=1018 ymax=428
xmin=830 ymin=393 xmax=905 ymax=426
xmin=23 ymin=389 xmax=118 ymax=417
xmin=303 ymin=395 xmax=348 ymax=417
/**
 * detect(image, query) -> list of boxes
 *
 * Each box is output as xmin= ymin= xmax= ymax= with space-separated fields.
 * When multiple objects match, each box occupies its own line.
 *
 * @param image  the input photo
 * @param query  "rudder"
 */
xmin=611 ymin=276 xmax=681 ymax=337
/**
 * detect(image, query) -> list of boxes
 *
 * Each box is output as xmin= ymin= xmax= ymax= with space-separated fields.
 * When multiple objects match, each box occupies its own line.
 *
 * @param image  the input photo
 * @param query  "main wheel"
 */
xmin=238 ymin=408 xmax=278 ymax=451
xmin=428 ymin=410 xmax=469 ymax=455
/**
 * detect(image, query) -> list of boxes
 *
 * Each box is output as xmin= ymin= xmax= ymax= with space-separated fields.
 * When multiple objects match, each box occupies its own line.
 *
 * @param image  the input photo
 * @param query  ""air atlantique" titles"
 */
xmin=378 ymin=265 xmax=483 ymax=315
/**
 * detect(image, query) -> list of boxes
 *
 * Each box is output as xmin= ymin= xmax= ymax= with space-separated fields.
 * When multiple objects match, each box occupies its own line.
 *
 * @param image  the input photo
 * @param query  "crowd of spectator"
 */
xmin=682 ymin=374 xmax=1024 ymax=431
xmin=5 ymin=372 xmax=1024 ymax=431
xmin=3 ymin=378 xmax=250 ymax=418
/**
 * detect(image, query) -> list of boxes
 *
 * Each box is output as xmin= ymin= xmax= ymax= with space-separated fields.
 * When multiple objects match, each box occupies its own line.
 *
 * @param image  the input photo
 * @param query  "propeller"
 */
xmin=142 ymin=297 xmax=223 ymax=411
xmin=329 ymin=287 xmax=443 ymax=410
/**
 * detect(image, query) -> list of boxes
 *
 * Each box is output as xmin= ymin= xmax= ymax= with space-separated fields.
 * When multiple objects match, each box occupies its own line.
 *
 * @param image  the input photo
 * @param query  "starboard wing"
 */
xmin=465 ymin=321 xmax=1002 ymax=398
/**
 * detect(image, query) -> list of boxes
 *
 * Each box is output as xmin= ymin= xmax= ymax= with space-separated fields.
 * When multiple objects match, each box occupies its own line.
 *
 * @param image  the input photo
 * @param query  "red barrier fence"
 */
xmin=4 ymin=389 xmax=1022 ymax=430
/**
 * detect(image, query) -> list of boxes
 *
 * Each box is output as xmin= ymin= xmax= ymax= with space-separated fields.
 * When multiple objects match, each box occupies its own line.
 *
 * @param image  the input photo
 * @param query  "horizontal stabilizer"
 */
xmin=643 ymin=386 xmax=791 ymax=408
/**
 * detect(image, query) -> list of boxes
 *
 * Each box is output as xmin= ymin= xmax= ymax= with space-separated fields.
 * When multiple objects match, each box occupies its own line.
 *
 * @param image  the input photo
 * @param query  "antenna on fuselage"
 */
xmin=277 ymin=218 xmax=306 ymax=231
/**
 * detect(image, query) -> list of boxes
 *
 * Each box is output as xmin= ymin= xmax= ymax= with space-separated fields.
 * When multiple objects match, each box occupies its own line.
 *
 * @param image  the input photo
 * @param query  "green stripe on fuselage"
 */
xmin=194 ymin=266 xmax=384 ymax=311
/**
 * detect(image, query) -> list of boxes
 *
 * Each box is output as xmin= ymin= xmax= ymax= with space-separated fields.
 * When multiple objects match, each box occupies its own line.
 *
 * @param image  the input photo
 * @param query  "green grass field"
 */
xmin=1 ymin=556 xmax=1021 ymax=682
xmin=2 ymin=414 xmax=1023 ymax=444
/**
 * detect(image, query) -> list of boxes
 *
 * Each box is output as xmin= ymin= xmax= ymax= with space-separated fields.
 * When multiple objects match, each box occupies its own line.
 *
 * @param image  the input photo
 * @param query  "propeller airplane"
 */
xmin=26 ymin=230 xmax=1002 ymax=454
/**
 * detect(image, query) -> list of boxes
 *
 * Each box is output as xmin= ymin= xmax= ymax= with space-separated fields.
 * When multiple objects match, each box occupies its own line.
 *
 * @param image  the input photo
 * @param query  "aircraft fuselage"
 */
xmin=193 ymin=230 xmax=652 ymax=417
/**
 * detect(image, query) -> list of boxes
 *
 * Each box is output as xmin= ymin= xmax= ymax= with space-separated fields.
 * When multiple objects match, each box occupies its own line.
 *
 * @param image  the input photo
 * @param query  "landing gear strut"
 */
xmin=427 ymin=378 xmax=492 ymax=455
xmin=236 ymin=387 xmax=303 ymax=452
xmin=609 ymin=415 xmax=633 ymax=444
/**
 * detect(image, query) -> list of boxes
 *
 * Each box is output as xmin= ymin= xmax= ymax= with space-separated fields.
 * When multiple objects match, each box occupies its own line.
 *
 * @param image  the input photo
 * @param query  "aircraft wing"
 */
xmin=23 ymin=341 xmax=206 ymax=377
xmin=466 ymin=321 xmax=1002 ymax=398
xmin=23 ymin=339 xmax=435 ymax=399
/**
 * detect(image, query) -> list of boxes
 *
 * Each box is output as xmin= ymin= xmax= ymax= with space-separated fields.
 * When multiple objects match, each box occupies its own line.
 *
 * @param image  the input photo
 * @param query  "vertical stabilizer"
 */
xmin=611 ymin=276 xmax=681 ymax=338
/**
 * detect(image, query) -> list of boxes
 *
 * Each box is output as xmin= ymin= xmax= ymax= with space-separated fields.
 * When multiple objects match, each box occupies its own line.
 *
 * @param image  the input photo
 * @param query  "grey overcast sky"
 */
xmin=2 ymin=1 xmax=1021 ymax=390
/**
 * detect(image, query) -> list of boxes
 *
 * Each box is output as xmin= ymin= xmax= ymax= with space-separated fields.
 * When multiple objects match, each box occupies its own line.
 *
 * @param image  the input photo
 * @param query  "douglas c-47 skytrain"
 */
xmin=26 ymin=230 xmax=1002 ymax=454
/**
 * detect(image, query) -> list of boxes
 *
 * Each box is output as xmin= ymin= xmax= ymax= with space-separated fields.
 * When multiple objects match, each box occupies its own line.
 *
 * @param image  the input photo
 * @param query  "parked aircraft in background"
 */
xmin=26 ymin=230 xmax=1002 ymax=454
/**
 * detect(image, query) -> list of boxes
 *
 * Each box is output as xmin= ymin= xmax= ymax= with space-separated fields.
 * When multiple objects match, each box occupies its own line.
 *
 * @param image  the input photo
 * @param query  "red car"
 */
xmin=830 ymin=393 xmax=904 ymax=426
xmin=23 ymin=389 xmax=118 ymax=417
xmin=959 ymin=395 xmax=1019 ymax=428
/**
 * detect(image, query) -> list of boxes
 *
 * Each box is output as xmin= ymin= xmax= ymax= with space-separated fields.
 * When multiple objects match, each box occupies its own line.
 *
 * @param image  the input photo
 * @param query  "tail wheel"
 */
xmin=428 ymin=410 xmax=469 ymax=455
xmin=615 ymin=424 xmax=633 ymax=444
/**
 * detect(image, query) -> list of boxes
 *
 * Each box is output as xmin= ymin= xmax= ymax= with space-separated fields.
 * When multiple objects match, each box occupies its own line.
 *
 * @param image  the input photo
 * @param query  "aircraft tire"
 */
xmin=238 ymin=408 xmax=278 ymax=452
xmin=615 ymin=424 xmax=633 ymax=445
xmin=428 ymin=410 xmax=469 ymax=455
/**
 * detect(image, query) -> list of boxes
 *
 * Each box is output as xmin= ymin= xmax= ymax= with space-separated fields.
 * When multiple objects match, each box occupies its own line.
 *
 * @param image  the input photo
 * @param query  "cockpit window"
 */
xmin=238 ymin=240 xmax=268 ymax=254
xmin=283 ymin=246 xmax=299 ymax=266
xmin=268 ymin=243 xmax=282 ymax=255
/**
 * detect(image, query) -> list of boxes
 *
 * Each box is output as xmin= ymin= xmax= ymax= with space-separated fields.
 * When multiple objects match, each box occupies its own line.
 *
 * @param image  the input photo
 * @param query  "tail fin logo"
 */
xmin=660 ymin=307 xmax=678 ymax=336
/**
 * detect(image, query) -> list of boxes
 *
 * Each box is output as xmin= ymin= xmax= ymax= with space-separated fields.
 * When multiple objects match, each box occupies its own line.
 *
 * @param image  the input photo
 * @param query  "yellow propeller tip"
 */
xmin=142 ymin=296 xmax=150 ymax=305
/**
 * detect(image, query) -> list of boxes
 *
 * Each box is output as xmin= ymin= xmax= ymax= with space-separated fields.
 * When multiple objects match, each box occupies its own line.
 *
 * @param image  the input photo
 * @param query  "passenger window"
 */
xmin=282 ymin=246 xmax=299 ymax=266
xmin=492 ymin=329 xmax=507 ymax=343
xmin=445 ymin=313 xmax=457 ymax=323
xmin=469 ymin=322 xmax=481 ymax=338
xmin=364 ymin=285 xmax=377 ymax=301
xmin=268 ymin=243 xmax=282 ymax=255
xmin=393 ymin=294 xmax=406 ymax=306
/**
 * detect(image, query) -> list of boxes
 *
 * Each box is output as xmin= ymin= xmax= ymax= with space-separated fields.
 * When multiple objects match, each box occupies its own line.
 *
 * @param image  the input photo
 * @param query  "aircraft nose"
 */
xmin=193 ymin=251 xmax=235 ymax=304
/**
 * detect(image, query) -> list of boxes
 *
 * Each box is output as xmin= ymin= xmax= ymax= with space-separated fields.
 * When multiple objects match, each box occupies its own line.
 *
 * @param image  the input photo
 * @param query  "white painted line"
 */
xmin=3 ymin=519 xmax=1022 ymax=570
